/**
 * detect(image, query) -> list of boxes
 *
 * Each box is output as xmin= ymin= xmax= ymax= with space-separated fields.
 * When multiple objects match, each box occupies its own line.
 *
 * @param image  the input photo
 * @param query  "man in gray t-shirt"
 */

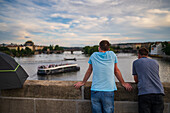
xmin=132 ymin=48 xmax=164 ymax=113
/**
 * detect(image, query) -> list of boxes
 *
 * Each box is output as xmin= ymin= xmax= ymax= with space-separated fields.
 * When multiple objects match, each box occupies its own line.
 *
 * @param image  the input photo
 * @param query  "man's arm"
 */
xmin=133 ymin=75 xmax=138 ymax=83
xmin=74 ymin=64 xmax=92 ymax=89
xmin=114 ymin=63 xmax=132 ymax=91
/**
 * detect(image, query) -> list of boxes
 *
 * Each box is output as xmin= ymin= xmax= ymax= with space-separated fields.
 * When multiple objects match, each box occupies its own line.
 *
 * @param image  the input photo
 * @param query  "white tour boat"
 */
xmin=37 ymin=63 xmax=80 ymax=75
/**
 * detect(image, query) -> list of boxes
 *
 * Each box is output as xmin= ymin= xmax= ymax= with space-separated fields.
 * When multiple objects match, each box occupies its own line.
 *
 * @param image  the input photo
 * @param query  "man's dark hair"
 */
xmin=99 ymin=40 xmax=110 ymax=51
xmin=138 ymin=48 xmax=149 ymax=56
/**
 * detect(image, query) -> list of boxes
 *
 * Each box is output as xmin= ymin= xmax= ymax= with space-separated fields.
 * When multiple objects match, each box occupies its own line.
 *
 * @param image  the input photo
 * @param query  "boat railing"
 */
xmin=38 ymin=65 xmax=48 ymax=69
xmin=38 ymin=63 xmax=76 ymax=69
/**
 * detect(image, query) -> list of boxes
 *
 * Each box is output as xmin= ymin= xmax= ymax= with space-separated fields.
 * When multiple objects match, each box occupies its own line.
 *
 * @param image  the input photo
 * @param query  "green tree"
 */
xmin=11 ymin=49 xmax=17 ymax=56
xmin=42 ymin=47 xmax=48 ymax=51
xmin=49 ymin=45 xmax=53 ymax=51
xmin=0 ymin=47 xmax=11 ymax=55
xmin=25 ymin=47 xmax=32 ymax=55
xmin=162 ymin=42 xmax=170 ymax=55
xmin=20 ymin=49 xmax=25 ymax=56
xmin=83 ymin=45 xmax=99 ymax=55
xmin=110 ymin=47 xmax=115 ymax=52
xmin=0 ymin=47 xmax=10 ymax=51
xmin=54 ymin=45 xmax=64 ymax=50
xmin=83 ymin=46 xmax=90 ymax=54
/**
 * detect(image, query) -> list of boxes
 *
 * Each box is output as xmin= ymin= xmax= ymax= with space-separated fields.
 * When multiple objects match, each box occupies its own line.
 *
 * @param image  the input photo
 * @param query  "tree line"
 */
xmin=0 ymin=45 xmax=64 ymax=57
xmin=162 ymin=41 xmax=170 ymax=55
xmin=83 ymin=42 xmax=170 ymax=55
xmin=41 ymin=45 xmax=64 ymax=51
xmin=83 ymin=45 xmax=115 ymax=55
xmin=0 ymin=42 xmax=169 ymax=57
xmin=0 ymin=47 xmax=34 ymax=57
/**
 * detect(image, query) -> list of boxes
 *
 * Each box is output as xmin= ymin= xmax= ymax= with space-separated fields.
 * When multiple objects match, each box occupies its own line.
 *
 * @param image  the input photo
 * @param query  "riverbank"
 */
xmin=162 ymin=55 xmax=170 ymax=61
xmin=149 ymin=54 xmax=170 ymax=61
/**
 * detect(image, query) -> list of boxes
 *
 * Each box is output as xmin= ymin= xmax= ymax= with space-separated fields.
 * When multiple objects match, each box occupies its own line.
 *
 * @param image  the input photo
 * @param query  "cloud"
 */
xmin=0 ymin=0 xmax=170 ymax=46
xmin=111 ymin=9 xmax=170 ymax=28
xmin=147 ymin=9 xmax=170 ymax=14
xmin=24 ymin=36 xmax=30 ymax=38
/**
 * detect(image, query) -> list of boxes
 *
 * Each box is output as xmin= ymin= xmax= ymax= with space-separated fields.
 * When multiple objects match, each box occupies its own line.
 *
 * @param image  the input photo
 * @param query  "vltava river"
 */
xmin=14 ymin=51 xmax=170 ymax=82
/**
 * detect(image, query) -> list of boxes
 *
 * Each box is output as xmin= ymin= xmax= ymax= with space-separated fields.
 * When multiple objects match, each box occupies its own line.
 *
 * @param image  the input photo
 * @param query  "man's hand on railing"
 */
xmin=121 ymin=82 xmax=133 ymax=91
xmin=74 ymin=81 xmax=85 ymax=89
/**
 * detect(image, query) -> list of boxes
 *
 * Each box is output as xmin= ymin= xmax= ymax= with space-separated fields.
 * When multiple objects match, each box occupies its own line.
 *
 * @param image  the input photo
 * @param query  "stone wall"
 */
xmin=0 ymin=80 xmax=170 ymax=113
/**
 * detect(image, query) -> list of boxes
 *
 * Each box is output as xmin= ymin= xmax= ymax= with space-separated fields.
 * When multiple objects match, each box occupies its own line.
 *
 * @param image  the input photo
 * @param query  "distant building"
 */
xmin=6 ymin=45 xmax=25 ymax=51
xmin=35 ymin=45 xmax=45 ymax=50
xmin=6 ymin=45 xmax=18 ymax=50
xmin=141 ymin=42 xmax=151 ymax=50
xmin=24 ymin=40 xmax=35 ymax=51
xmin=132 ymin=43 xmax=142 ymax=50
xmin=24 ymin=41 xmax=34 ymax=46
xmin=111 ymin=43 xmax=133 ymax=49
xmin=4 ymin=41 xmax=46 ymax=52
xmin=150 ymin=43 xmax=164 ymax=55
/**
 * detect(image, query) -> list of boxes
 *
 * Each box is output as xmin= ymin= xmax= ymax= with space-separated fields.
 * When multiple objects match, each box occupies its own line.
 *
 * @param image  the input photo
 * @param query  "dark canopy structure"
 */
xmin=0 ymin=52 xmax=28 ymax=89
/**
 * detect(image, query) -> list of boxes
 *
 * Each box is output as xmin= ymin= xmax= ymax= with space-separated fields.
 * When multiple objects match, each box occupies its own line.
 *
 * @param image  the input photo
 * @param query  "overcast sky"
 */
xmin=0 ymin=0 xmax=170 ymax=46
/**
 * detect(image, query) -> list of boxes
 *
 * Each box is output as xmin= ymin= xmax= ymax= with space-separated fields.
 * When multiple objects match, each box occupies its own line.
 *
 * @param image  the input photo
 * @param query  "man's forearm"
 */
xmin=134 ymin=75 xmax=138 ymax=83
xmin=115 ymin=69 xmax=125 ymax=84
xmin=82 ymin=68 xmax=92 ymax=84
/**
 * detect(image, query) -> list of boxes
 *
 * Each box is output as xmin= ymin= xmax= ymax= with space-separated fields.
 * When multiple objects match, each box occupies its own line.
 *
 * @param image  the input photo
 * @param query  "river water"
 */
xmin=14 ymin=51 xmax=170 ymax=83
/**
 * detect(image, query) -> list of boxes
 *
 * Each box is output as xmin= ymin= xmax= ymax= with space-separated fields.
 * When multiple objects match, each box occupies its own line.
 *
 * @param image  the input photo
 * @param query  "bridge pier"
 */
xmin=71 ymin=50 xmax=73 ymax=54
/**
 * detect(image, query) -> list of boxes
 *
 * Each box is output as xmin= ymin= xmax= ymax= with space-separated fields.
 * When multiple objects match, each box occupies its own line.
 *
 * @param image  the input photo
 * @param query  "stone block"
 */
xmin=84 ymin=82 xmax=138 ymax=101
xmin=163 ymin=83 xmax=170 ymax=103
xmin=0 ymin=97 xmax=34 ymax=113
xmin=114 ymin=101 xmax=138 ymax=113
xmin=114 ymin=83 xmax=138 ymax=101
xmin=84 ymin=82 xmax=91 ymax=100
xmin=1 ymin=80 xmax=81 ymax=99
xmin=164 ymin=103 xmax=170 ymax=113
xmin=36 ymin=98 xmax=76 ymax=113
xmin=77 ymin=100 xmax=92 ymax=113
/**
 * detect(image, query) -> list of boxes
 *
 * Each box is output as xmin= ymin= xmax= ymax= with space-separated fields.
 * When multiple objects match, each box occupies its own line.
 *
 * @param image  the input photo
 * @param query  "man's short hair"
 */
xmin=138 ymin=48 xmax=149 ymax=56
xmin=99 ymin=40 xmax=110 ymax=51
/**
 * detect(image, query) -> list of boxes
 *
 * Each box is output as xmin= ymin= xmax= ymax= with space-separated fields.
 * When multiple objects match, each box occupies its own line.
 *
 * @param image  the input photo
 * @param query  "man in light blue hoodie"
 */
xmin=74 ymin=40 xmax=132 ymax=113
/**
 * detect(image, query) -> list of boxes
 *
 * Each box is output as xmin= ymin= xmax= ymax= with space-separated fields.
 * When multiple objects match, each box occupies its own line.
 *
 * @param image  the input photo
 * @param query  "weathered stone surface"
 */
xmin=0 ymin=97 xmax=34 ymax=113
xmin=162 ymin=83 xmax=170 ymax=103
xmin=36 ymin=99 xmax=76 ymax=113
xmin=1 ymin=80 xmax=170 ymax=102
xmin=84 ymin=82 xmax=138 ymax=101
xmin=77 ymin=100 xmax=92 ymax=113
xmin=0 ymin=97 xmax=170 ymax=113
xmin=114 ymin=101 xmax=138 ymax=113
xmin=164 ymin=103 xmax=170 ymax=113
xmin=1 ymin=80 xmax=81 ymax=99
xmin=84 ymin=82 xmax=91 ymax=100
xmin=114 ymin=82 xmax=138 ymax=101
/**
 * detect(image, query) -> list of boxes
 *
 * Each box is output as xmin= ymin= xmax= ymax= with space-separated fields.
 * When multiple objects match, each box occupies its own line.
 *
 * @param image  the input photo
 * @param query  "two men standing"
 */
xmin=74 ymin=40 xmax=164 ymax=113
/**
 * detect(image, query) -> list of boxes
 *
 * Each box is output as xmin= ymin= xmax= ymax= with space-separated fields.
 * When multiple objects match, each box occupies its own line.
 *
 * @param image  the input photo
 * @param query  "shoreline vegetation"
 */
xmin=0 ymin=41 xmax=169 ymax=57
xmin=82 ymin=45 xmax=116 ymax=55
xmin=0 ymin=45 xmax=64 ymax=57
xmin=0 ymin=47 xmax=34 ymax=57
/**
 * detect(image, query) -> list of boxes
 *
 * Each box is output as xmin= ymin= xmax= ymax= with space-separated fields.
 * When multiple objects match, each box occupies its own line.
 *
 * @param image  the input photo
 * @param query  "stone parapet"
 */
xmin=0 ymin=80 xmax=170 ymax=113
xmin=1 ymin=80 xmax=170 ymax=102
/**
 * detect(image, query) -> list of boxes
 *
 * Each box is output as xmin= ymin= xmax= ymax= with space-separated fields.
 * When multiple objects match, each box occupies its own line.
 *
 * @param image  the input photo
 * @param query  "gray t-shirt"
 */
xmin=132 ymin=57 xmax=164 ymax=96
